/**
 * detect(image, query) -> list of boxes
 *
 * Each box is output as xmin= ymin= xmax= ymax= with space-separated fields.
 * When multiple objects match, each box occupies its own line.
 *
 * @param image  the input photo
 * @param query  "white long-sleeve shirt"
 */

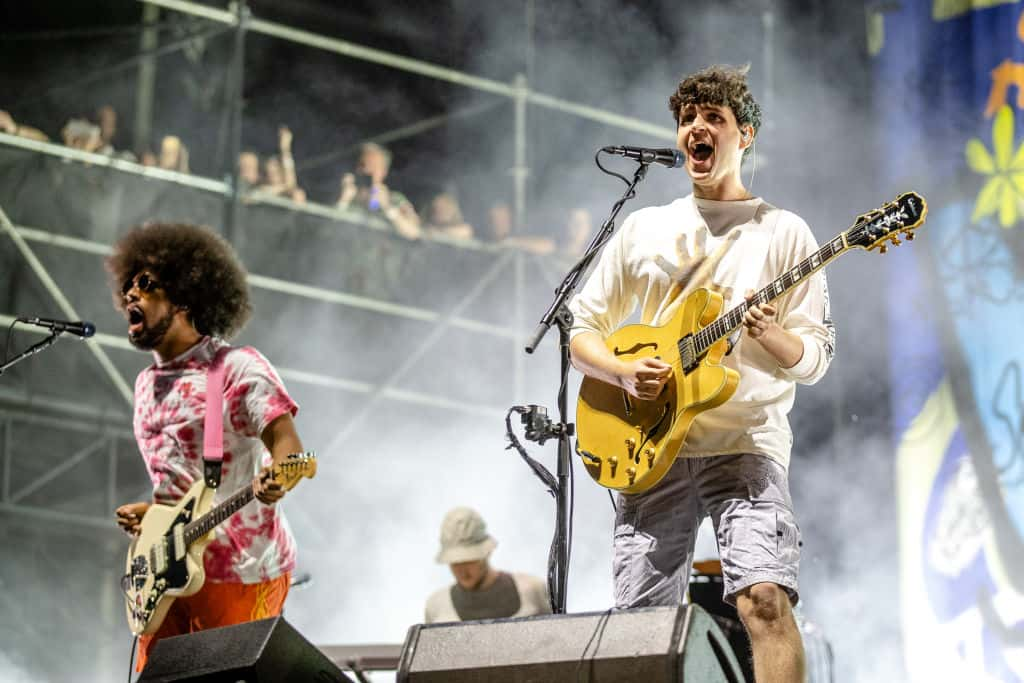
xmin=569 ymin=194 xmax=835 ymax=469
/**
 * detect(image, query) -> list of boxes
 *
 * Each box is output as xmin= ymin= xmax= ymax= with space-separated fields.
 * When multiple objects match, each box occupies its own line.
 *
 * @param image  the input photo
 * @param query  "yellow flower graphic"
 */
xmin=965 ymin=105 xmax=1024 ymax=228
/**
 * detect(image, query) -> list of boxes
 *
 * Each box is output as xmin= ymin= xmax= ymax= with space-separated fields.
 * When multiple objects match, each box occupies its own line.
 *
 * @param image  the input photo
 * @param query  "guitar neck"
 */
xmin=692 ymin=232 xmax=849 ymax=356
xmin=183 ymin=485 xmax=254 ymax=546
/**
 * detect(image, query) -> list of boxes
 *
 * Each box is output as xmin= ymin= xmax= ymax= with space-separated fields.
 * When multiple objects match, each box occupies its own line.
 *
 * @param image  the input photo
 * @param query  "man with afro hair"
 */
xmin=569 ymin=65 xmax=836 ymax=682
xmin=109 ymin=222 xmax=305 ymax=671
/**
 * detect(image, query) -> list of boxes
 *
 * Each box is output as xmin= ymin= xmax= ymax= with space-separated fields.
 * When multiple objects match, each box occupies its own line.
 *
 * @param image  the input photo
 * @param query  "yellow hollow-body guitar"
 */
xmin=121 ymin=452 xmax=316 ymax=636
xmin=576 ymin=192 xmax=927 ymax=493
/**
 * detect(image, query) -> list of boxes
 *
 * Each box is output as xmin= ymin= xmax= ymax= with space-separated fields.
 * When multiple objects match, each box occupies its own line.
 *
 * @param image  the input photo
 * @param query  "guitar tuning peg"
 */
xmin=879 ymin=244 xmax=888 ymax=254
xmin=903 ymin=231 xmax=915 ymax=241
xmin=889 ymin=235 xmax=902 ymax=246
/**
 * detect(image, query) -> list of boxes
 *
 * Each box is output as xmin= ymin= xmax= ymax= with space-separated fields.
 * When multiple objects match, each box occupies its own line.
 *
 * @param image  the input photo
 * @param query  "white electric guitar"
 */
xmin=121 ymin=452 xmax=316 ymax=635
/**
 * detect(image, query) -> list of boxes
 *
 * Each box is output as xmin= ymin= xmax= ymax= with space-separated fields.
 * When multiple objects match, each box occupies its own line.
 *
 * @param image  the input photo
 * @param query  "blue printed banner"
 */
xmin=878 ymin=1 xmax=1024 ymax=680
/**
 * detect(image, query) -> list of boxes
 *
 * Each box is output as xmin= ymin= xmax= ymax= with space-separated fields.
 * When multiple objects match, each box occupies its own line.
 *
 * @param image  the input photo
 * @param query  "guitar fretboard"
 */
xmin=183 ymin=486 xmax=254 ymax=545
xmin=689 ymin=231 xmax=851 ymax=359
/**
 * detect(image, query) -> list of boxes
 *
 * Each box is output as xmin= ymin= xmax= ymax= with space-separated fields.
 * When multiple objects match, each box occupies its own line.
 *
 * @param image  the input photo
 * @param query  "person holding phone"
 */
xmin=337 ymin=142 xmax=421 ymax=239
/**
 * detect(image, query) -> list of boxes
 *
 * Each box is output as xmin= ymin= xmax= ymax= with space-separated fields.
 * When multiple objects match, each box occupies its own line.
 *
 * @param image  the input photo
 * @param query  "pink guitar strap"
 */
xmin=202 ymin=346 xmax=229 ymax=488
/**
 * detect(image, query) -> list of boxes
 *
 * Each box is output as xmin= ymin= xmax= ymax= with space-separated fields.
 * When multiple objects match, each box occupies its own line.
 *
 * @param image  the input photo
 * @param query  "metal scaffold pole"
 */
xmin=223 ymin=0 xmax=249 ymax=245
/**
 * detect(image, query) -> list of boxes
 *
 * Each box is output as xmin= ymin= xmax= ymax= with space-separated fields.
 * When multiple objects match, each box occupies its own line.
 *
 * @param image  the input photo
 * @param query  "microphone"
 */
xmin=20 ymin=317 xmax=96 ymax=338
xmin=602 ymin=146 xmax=685 ymax=168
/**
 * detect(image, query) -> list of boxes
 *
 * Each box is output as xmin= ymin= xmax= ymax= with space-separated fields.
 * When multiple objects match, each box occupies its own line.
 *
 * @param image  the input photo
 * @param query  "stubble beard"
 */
xmin=128 ymin=307 xmax=177 ymax=351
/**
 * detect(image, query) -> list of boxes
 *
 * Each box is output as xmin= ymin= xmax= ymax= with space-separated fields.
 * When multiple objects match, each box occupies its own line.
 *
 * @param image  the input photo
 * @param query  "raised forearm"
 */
xmin=260 ymin=413 xmax=304 ymax=466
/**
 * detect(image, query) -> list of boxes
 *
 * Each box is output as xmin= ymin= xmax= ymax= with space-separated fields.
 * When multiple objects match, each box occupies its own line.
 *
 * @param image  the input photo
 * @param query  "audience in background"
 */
xmin=93 ymin=105 xmax=137 ymax=161
xmin=423 ymin=191 xmax=474 ymax=240
xmin=158 ymin=135 xmax=189 ymax=173
xmin=486 ymin=200 xmax=555 ymax=254
xmin=0 ymin=102 xmax=587 ymax=258
xmin=61 ymin=117 xmax=102 ymax=152
xmin=96 ymin=105 xmax=118 ymax=152
xmin=257 ymin=127 xmax=306 ymax=203
xmin=563 ymin=207 xmax=592 ymax=258
xmin=238 ymin=150 xmax=262 ymax=189
xmin=0 ymin=110 xmax=48 ymax=142
xmin=337 ymin=142 xmax=420 ymax=239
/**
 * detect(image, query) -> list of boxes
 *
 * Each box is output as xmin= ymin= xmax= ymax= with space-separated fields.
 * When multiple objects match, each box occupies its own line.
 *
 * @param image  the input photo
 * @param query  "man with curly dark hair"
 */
xmin=569 ymin=65 xmax=836 ymax=683
xmin=108 ymin=222 xmax=305 ymax=672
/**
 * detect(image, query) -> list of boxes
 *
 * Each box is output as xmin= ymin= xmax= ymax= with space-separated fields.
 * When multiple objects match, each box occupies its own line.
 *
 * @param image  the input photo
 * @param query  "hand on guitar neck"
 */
xmin=253 ymin=465 xmax=286 ymax=504
xmin=116 ymin=465 xmax=285 ymax=537
xmin=741 ymin=289 xmax=804 ymax=369
xmin=115 ymin=414 xmax=302 ymax=536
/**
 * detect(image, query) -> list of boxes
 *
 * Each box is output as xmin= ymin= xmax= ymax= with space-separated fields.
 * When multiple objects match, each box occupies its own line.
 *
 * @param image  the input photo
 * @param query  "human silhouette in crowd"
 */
xmin=423 ymin=191 xmax=474 ymax=240
xmin=337 ymin=142 xmax=420 ymax=239
xmin=61 ymin=117 xmax=102 ymax=152
xmin=238 ymin=150 xmax=262 ymax=189
xmin=92 ymin=105 xmax=138 ymax=161
xmin=563 ymin=207 xmax=592 ymax=257
xmin=485 ymin=200 xmax=555 ymax=254
xmin=425 ymin=507 xmax=550 ymax=623
xmin=257 ymin=127 xmax=305 ymax=203
xmin=158 ymin=135 xmax=189 ymax=173
xmin=0 ymin=109 xmax=48 ymax=142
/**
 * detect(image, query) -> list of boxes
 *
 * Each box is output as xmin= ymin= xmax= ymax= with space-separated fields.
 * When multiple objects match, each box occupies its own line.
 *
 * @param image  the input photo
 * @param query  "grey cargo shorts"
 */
xmin=612 ymin=452 xmax=801 ymax=608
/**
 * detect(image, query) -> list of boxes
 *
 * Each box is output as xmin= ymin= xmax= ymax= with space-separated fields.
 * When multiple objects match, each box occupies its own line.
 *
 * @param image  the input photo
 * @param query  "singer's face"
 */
xmin=121 ymin=271 xmax=177 ymax=350
xmin=676 ymin=103 xmax=747 ymax=192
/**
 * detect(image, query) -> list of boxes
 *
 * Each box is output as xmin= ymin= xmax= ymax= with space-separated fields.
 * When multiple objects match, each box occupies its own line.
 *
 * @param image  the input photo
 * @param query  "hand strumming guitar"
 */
xmin=569 ymin=331 xmax=673 ymax=401
xmin=618 ymin=357 xmax=673 ymax=400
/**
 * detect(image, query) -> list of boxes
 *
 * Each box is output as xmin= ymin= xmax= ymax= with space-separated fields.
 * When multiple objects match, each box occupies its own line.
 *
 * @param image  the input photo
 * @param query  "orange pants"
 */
xmin=136 ymin=572 xmax=291 ymax=672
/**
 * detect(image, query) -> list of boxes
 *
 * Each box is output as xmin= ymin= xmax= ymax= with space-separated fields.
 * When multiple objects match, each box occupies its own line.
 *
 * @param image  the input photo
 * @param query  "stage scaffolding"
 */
xmin=0 ymin=0 xmax=689 ymax=531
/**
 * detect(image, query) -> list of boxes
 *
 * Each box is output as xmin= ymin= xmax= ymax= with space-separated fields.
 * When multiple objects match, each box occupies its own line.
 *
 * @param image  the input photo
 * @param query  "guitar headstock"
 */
xmin=846 ymin=191 xmax=928 ymax=254
xmin=275 ymin=451 xmax=317 ymax=490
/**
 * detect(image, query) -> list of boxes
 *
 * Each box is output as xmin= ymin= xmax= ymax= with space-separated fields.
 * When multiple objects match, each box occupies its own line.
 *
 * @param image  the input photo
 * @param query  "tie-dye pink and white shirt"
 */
xmin=133 ymin=336 xmax=298 ymax=583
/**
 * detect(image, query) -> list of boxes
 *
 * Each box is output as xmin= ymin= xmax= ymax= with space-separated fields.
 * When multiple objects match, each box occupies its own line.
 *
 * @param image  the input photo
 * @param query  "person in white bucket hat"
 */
xmin=424 ymin=507 xmax=551 ymax=623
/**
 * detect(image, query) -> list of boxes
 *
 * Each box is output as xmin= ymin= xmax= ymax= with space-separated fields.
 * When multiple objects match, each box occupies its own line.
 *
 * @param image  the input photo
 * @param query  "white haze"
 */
xmin=0 ymin=3 xmax=917 ymax=682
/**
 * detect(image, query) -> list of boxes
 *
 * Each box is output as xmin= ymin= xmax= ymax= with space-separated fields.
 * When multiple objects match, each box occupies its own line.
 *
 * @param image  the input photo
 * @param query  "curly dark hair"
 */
xmin=105 ymin=222 xmax=252 ymax=339
xmin=669 ymin=64 xmax=763 ymax=140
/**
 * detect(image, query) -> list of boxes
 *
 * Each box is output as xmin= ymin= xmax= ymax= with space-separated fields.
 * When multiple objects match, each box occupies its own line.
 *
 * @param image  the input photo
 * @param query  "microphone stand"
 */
xmin=521 ymin=158 xmax=651 ymax=614
xmin=0 ymin=331 xmax=62 ymax=376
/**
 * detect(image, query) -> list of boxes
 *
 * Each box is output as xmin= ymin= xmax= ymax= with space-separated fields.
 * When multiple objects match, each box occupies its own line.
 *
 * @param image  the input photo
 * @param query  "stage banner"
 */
xmin=875 ymin=1 xmax=1024 ymax=680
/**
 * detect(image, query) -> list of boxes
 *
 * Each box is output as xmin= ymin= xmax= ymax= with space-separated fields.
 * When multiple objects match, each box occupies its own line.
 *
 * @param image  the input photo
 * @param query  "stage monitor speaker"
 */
xmin=137 ymin=616 xmax=354 ymax=683
xmin=397 ymin=604 xmax=746 ymax=682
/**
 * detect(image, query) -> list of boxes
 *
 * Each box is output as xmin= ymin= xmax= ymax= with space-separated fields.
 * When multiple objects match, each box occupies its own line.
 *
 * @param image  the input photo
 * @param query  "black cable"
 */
xmin=574 ymin=608 xmax=613 ymax=682
xmin=127 ymin=636 xmax=138 ymax=683
xmin=554 ymin=149 xmax=641 ymax=289
xmin=594 ymin=150 xmax=634 ymax=187
xmin=504 ymin=408 xmax=558 ymax=494
xmin=567 ymin=435 xmax=575 ymax=604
